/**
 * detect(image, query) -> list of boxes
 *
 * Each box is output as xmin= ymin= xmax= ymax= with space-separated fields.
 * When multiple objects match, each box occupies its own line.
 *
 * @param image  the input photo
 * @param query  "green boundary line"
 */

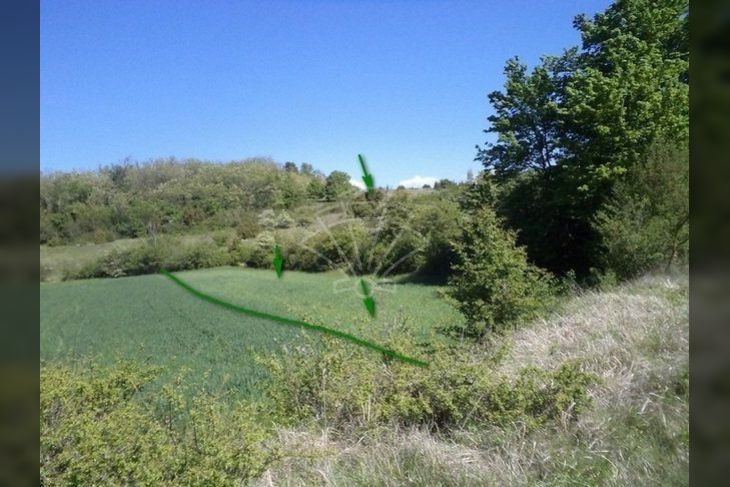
xmin=160 ymin=269 xmax=429 ymax=368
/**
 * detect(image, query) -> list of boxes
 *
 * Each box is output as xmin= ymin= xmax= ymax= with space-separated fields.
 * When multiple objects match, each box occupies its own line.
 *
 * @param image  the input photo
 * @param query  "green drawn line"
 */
xmin=160 ymin=269 xmax=429 ymax=367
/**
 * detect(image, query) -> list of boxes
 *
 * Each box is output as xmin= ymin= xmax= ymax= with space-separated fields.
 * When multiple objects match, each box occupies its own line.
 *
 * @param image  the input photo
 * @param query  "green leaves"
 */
xmin=476 ymin=0 xmax=688 ymax=276
xmin=446 ymin=207 xmax=552 ymax=339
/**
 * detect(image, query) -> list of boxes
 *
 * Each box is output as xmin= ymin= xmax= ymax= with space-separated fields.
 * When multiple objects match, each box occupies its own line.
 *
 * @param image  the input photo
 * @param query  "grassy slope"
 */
xmin=258 ymin=272 xmax=689 ymax=486
xmin=41 ymin=266 xmax=462 ymax=397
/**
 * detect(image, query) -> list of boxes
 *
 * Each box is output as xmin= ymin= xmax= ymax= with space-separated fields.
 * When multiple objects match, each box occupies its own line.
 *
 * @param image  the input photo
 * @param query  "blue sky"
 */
xmin=41 ymin=0 xmax=610 ymax=187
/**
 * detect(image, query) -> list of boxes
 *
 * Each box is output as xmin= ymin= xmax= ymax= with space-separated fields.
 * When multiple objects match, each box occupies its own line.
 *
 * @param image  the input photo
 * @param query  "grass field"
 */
xmin=40 ymin=266 xmax=463 ymax=397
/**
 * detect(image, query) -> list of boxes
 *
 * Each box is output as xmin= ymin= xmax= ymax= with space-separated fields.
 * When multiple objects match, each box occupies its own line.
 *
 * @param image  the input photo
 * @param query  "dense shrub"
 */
xmin=238 ymin=232 xmax=276 ymax=269
xmin=234 ymin=211 xmax=261 ymax=239
xmin=324 ymin=170 xmax=355 ymax=201
xmin=171 ymin=240 xmax=232 ymax=271
xmin=369 ymin=229 xmax=425 ymax=275
xmin=411 ymin=195 xmax=461 ymax=276
xmin=71 ymin=237 xmax=232 ymax=279
xmin=41 ymin=362 xmax=276 ymax=485
xmin=595 ymin=142 xmax=689 ymax=280
xmin=258 ymin=326 xmax=595 ymax=433
xmin=299 ymin=220 xmax=373 ymax=273
xmin=362 ymin=191 xmax=426 ymax=275
xmin=350 ymin=189 xmax=385 ymax=218
xmin=274 ymin=227 xmax=316 ymax=270
xmin=446 ymin=207 xmax=553 ymax=339
xmin=230 ymin=238 xmax=259 ymax=266
xmin=72 ymin=241 xmax=166 ymax=278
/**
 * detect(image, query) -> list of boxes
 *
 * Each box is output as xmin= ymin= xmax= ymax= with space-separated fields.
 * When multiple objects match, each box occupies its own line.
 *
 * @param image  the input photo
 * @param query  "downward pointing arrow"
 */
xmin=363 ymin=296 xmax=376 ymax=317
xmin=358 ymin=154 xmax=375 ymax=194
xmin=273 ymin=244 xmax=284 ymax=278
xmin=360 ymin=278 xmax=376 ymax=317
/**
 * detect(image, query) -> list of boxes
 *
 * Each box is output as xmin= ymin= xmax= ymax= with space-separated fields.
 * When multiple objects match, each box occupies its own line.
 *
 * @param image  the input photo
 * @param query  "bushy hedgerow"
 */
xmin=70 ymin=237 xmax=233 ymax=279
xmin=445 ymin=207 xmax=554 ymax=339
xmin=258 ymin=324 xmax=596 ymax=433
xmin=41 ymin=362 xmax=276 ymax=485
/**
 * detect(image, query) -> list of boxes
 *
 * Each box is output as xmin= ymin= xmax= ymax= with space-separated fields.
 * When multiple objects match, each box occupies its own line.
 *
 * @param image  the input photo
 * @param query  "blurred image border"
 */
xmin=0 ymin=0 xmax=39 ymax=484
xmin=690 ymin=0 xmax=730 ymax=484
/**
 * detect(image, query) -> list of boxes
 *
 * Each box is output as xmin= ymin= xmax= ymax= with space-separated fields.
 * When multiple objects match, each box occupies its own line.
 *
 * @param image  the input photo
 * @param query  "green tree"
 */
xmin=433 ymin=179 xmax=456 ymax=190
xmin=324 ymin=171 xmax=354 ymax=201
xmin=477 ymin=54 xmax=570 ymax=180
xmin=446 ymin=207 xmax=552 ymax=340
xmin=300 ymin=162 xmax=314 ymax=175
xmin=476 ymin=0 xmax=688 ymax=276
xmin=563 ymin=0 xmax=688 ymax=190
xmin=306 ymin=177 xmax=326 ymax=199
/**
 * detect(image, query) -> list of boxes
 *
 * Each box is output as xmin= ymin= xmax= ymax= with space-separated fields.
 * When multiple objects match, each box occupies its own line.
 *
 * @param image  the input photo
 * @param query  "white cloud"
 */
xmin=349 ymin=177 xmax=366 ymax=190
xmin=397 ymin=175 xmax=438 ymax=188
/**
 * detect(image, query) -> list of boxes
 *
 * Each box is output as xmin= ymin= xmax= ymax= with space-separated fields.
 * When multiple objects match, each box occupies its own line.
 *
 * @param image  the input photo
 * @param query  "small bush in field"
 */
xmin=244 ymin=231 xmax=276 ymax=268
xmin=258 ymin=324 xmax=595 ymax=433
xmin=90 ymin=228 xmax=117 ymax=244
xmin=446 ymin=207 xmax=553 ymax=339
xmin=297 ymin=221 xmax=373 ymax=273
xmin=171 ymin=240 xmax=232 ymax=270
xmin=41 ymin=362 xmax=276 ymax=485
xmin=231 ymin=238 xmax=258 ymax=265
xmin=73 ymin=240 xmax=167 ymax=278
xmin=274 ymin=228 xmax=314 ymax=270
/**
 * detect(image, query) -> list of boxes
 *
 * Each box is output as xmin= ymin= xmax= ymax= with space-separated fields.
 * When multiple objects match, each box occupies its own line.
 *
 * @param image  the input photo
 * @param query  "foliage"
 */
xmin=41 ymin=362 xmax=276 ymax=485
xmin=477 ymin=0 xmax=688 ymax=276
xmin=300 ymin=220 xmax=373 ymax=273
xmin=324 ymin=170 xmax=355 ymax=201
xmin=496 ymin=170 xmax=602 ymax=276
xmin=595 ymin=141 xmax=689 ymax=279
xmin=433 ymin=179 xmax=456 ymax=190
xmin=71 ymin=237 xmax=232 ymax=279
xmin=41 ymin=158 xmax=466 ymax=281
xmin=259 ymin=325 xmax=595 ymax=433
xmin=306 ymin=177 xmax=326 ymax=200
xmin=40 ymin=158 xmax=326 ymax=245
xmin=234 ymin=210 xmax=261 ymax=239
xmin=258 ymin=209 xmax=295 ymax=230
xmin=446 ymin=207 xmax=553 ymax=339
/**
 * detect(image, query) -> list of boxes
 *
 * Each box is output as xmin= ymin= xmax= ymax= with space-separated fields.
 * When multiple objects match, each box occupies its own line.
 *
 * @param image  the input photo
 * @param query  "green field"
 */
xmin=41 ymin=266 xmax=462 ymax=397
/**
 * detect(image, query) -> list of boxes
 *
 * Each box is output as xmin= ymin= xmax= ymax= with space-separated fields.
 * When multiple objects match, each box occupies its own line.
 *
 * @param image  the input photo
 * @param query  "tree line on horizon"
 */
xmin=41 ymin=0 xmax=688 ymax=293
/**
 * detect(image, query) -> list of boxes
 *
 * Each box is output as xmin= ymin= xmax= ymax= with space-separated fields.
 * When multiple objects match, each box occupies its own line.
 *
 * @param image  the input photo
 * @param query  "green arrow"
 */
xmin=160 ymin=269 xmax=428 ymax=367
xmin=273 ymin=244 xmax=284 ymax=278
xmin=358 ymin=154 xmax=375 ymax=193
xmin=360 ymin=278 xmax=376 ymax=317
